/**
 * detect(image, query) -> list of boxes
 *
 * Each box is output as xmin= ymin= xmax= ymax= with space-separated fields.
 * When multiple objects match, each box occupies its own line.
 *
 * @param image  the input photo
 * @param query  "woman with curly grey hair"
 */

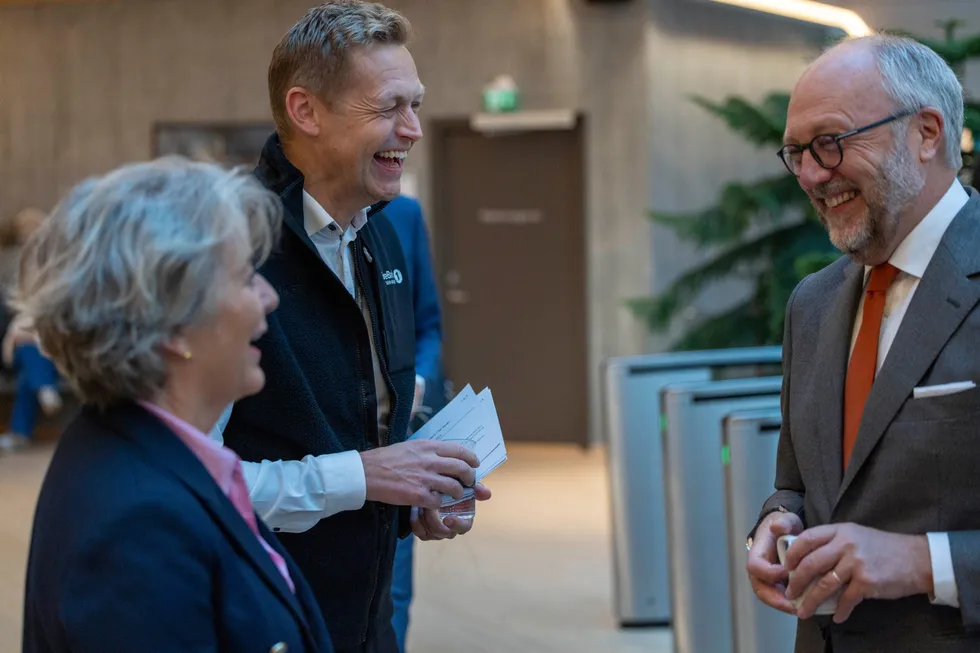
xmin=20 ymin=157 xmax=334 ymax=653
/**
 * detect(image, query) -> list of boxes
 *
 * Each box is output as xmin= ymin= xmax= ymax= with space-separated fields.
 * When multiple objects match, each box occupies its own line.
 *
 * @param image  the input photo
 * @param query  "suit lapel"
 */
xmin=97 ymin=403 xmax=312 ymax=635
xmin=809 ymin=260 xmax=864 ymax=512
xmin=257 ymin=520 xmax=323 ymax=651
xmin=836 ymin=194 xmax=980 ymax=504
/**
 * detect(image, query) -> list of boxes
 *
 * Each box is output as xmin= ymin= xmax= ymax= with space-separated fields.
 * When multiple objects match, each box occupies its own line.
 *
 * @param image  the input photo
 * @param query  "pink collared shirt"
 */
xmin=139 ymin=401 xmax=295 ymax=593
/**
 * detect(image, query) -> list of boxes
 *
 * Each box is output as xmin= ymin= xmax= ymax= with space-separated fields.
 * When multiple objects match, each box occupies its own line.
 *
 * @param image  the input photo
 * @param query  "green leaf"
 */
xmin=761 ymin=93 xmax=791 ymax=128
xmin=768 ymin=222 xmax=839 ymax=339
xmin=648 ymin=174 xmax=810 ymax=247
xmin=965 ymin=104 xmax=980 ymax=136
xmin=668 ymin=295 xmax=773 ymax=350
xmin=689 ymin=95 xmax=786 ymax=147
xmin=795 ymin=252 xmax=841 ymax=278
xmin=628 ymin=218 xmax=837 ymax=349
xmin=627 ymin=222 xmax=820 ymax=331
xmin=891 ymin=26 xmax=980 ymax=67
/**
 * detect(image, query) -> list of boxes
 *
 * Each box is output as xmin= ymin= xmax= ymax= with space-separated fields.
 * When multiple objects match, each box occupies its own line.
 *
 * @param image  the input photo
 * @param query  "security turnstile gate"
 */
xmin=601 ymin=348 xmax=781 ymax=625
xmin=662 ymin=377 xmax=781 ymax=653
xmin=724 ymin=409 xmax=797 ymax=653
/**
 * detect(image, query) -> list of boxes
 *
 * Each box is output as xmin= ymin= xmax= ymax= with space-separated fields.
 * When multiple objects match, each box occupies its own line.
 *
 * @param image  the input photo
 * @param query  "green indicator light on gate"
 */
xmin=660 ymin=414 xmax=667 ymax=432
xmin=721 ymin=445 xmax=731 ymax=466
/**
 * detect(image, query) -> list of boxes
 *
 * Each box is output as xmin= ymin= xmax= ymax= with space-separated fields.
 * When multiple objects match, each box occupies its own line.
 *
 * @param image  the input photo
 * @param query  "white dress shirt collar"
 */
xmin=884 ymin=179 xmax=969 ymax=279
xmin=301 ymin=190 xmax=368 ymax=237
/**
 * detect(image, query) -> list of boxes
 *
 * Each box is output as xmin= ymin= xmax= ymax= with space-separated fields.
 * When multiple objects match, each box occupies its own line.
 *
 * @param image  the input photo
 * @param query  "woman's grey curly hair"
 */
xmin=12 ymin=157 xmax=282 ymax=408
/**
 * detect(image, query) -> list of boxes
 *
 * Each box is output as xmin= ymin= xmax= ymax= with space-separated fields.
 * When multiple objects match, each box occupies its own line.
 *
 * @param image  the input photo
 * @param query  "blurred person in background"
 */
xmin=20 ymin=158 xmax=334 ymax=653
xmin=385 ymin=192 xmax=446 ymax=652
xmin=0 ymin=207 xmax=45 ymax=291
xmin=0 ymin=208 xmax=62 ymax=454
xmin=214 ymin=3 xmax=490 ymax=653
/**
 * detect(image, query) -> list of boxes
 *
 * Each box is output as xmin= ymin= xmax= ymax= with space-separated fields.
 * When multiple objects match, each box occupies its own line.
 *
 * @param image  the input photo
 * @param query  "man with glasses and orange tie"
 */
xmin=745 ymin=35 xmax=980 ymax=652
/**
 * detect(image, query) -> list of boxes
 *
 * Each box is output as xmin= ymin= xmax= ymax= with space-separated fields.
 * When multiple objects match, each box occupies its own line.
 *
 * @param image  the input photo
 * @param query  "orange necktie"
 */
xmin=842 ymin=263 xmax=900 ymax=469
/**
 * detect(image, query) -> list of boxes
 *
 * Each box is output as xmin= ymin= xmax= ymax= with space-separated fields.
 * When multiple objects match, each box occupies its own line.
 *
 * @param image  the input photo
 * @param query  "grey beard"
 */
xmin=828 ymin=144 xmax=925 ymax=258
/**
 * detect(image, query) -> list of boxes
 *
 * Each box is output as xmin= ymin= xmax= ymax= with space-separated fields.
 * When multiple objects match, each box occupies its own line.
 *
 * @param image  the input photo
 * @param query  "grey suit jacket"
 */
xmin=761 ymin=190 xmax=980 ymax=653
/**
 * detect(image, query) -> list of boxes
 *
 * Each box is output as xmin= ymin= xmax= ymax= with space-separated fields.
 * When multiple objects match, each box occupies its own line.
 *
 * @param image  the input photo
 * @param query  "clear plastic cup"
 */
xmin=438 ymin=497 xmax=475 ymax=523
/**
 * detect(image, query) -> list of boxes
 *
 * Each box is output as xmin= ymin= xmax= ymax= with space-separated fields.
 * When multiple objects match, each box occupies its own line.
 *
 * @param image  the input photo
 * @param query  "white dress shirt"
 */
xmin=847 ymin=179 xmax=969 ymax=608
xmin=210 ymin=191 xmax=393 ymax=533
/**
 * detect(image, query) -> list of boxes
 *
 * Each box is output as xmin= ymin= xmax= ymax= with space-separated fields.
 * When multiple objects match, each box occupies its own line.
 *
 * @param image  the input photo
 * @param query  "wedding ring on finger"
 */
xmin=831 ymin=570 xmax=844 ymax=588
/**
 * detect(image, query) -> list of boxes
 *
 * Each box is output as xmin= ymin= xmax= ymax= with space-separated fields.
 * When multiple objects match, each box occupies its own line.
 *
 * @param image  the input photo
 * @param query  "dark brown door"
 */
xmin=431 ymin=119 xmax=588 ymax=445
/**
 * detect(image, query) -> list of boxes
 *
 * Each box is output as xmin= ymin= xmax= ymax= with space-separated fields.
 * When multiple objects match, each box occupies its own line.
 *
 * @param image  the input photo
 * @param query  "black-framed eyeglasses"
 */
xmin=777 ymin=109 xmax=918 ymax=176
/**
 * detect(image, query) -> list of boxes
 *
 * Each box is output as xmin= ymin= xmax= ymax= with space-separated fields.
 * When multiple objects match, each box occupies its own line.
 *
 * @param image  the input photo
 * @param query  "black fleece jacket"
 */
xmin=223 ymin=134 xmax=417 ymax=650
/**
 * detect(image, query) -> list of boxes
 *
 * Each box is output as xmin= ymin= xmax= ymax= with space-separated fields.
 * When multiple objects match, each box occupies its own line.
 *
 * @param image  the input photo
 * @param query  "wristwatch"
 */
xmin=745 ymin=506 xmax=790 ymax=551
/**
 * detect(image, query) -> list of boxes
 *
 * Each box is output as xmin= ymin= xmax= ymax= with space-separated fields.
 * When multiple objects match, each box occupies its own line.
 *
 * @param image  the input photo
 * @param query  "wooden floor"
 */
xmin=0 ymin=442 xmax=672 ymax=653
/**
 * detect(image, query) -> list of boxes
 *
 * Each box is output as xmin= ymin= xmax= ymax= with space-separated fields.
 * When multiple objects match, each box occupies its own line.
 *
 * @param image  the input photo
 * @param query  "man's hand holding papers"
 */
xmin=408 ymin=385 xmax=507 ymax=540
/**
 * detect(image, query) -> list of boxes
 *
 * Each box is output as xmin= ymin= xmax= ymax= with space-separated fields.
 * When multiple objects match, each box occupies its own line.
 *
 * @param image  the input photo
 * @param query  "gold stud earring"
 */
xmin=183 ymin=351 xmax=192 ymax=360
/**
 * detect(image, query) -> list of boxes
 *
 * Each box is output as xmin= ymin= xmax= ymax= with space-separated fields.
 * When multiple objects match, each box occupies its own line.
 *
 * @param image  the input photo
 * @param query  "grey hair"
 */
xmin=12 ymin=157 xmax=282 ymax=408
xmin=858 ymin=34 xmax=965 ymax=169
xmin=268 ymin=0 xmax=412 ymax=136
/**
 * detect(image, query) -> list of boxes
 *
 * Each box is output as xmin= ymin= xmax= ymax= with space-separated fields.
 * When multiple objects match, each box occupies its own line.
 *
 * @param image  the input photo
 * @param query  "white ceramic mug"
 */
xmin=776 ymin=534 xmax=841 ymax=616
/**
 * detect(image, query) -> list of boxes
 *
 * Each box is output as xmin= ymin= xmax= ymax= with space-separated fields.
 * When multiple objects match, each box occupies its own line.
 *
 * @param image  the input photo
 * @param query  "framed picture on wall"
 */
xmin=152 ymin=122 xmax=274 ymax=168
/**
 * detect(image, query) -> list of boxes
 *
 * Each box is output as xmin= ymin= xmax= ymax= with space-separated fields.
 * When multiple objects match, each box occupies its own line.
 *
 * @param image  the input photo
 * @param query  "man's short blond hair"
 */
xmin=268 ymin=1 xmax=412 ymax=136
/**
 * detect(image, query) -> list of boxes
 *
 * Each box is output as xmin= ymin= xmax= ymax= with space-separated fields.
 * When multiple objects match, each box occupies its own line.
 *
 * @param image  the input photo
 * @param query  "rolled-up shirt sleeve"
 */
xmin=210 ymin=404 xmax=367 ymax=533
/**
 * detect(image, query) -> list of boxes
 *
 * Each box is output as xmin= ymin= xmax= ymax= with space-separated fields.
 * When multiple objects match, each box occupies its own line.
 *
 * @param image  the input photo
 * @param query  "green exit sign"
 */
xmin=483 ymin=87 xmax=519 ymax=113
